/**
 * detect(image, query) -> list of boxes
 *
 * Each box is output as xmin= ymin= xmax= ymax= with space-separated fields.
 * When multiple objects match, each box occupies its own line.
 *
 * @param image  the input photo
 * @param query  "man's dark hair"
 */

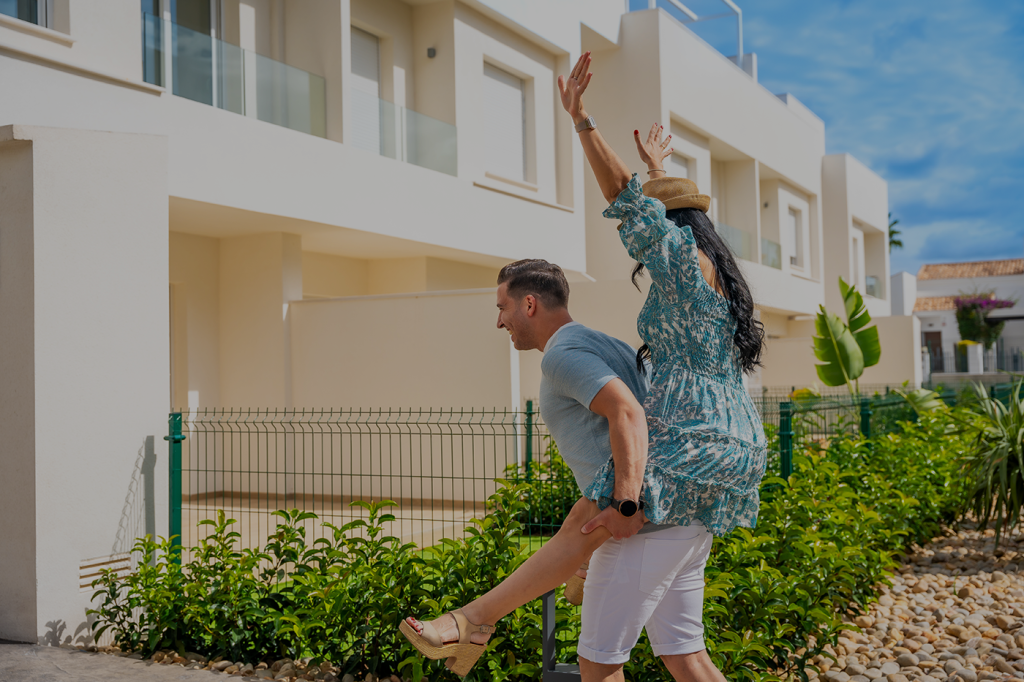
xmin=497 ymin=259 xmax=570 ymax=309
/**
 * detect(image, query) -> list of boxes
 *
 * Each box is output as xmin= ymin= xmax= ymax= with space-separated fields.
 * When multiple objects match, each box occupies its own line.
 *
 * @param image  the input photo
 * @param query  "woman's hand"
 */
xmin=634 ymin=123 xmax=673 ymax=173
xmin=558 ymin=51 xmax=593 ymax=125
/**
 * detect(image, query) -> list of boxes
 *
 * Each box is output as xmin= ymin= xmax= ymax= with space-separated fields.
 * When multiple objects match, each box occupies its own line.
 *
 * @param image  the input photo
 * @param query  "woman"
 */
xmin=400 ymin=52 xmax=767 ymax=680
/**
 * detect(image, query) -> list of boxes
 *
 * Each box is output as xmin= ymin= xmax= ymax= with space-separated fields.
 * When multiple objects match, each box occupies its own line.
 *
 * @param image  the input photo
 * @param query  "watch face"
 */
xmin=618 ymin=500 xmax=638 ymax=517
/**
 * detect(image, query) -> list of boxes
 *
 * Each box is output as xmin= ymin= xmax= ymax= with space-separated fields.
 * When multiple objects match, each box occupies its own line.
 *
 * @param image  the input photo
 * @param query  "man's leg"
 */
xmin=660 ymin=651 xmax=727 ymax=682
xmin=407 ymin=497 xmax=610 ymax=644
xmin=644 ymin=525 xmax=723 ymax=682
xmin=578 ymin=658 xmax=625 ymax=682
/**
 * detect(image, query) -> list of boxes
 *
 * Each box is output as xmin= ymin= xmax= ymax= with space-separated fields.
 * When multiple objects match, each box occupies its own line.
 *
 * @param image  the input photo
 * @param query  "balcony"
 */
xmin=716 ymin=222 xmax=754 ymax=261
xmin=142 ymin=13 xmax=325 ymax=138
xmin=760 ymin=239 xmax=782 ymax=270
xmin=716 ymin=223 xmax=782 ymax=271
xmin=350 ymin=90 xmax=457 ymax=177
xmin=865 ymin=275 xmax=884 ymax=299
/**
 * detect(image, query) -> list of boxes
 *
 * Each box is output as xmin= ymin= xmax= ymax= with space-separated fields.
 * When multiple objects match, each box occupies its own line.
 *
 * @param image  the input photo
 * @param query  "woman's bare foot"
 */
xmin=403 ymin=613 xmax=492 ymax=646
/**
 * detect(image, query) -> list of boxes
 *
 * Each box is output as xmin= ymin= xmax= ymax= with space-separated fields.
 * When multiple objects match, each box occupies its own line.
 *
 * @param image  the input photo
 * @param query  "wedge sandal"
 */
xmin=564 ymin=574 xmax=585 ymax=606
xmin=399 ymin=608 xmax=495 ymax=677
xmin=563 ymin=560 xmax=588 ymax=606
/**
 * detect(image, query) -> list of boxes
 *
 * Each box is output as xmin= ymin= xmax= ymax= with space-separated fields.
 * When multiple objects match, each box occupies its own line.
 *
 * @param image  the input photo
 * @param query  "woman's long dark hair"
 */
xmin=633 ymin=207 xmax=765 ymax=375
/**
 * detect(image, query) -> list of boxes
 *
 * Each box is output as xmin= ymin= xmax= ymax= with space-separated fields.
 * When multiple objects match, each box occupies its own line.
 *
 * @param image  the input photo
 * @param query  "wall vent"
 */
xmin=79 ymin=554 xmax=131 ymax=592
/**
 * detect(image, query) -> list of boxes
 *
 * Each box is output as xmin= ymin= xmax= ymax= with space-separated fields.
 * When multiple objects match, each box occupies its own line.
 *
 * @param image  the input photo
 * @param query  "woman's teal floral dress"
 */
xmin=583 ymin=175 xmax=767 ymax=536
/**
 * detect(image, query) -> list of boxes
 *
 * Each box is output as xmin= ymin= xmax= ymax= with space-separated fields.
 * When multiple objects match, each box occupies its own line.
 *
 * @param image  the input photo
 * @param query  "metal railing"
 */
xmin=165 ymin=402 xmax=575 ymax=564
xmin=774 ymin=393 xmax=914 ymax=478
xmin=929 ymin=347 xmax=1024 ymax=374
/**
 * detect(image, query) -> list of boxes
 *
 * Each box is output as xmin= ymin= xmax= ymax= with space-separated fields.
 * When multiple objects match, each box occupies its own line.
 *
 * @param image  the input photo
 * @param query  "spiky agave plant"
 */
xmin=964 ymin=380 xmax=1024 ymax=547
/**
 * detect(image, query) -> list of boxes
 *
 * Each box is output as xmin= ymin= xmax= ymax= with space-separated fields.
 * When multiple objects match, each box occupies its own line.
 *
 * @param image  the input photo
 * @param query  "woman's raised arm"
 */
xmin=557 ymin=52 xmax=632 ymax=204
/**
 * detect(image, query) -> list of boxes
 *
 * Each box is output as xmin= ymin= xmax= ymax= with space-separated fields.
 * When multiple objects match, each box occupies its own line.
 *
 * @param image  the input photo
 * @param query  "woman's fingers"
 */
xmin=633 ymin=129 xmax=647 ymax=158
xmin=660 ymin=133 xmax=672 ymax=149
xmin=579 ymin=70 xmax=593 ymax=94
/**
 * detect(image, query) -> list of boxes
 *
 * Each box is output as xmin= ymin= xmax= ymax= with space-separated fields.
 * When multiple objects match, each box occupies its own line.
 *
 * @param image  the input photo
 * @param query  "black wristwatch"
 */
xmin=608 ymin=496 xmax=645 ymax=518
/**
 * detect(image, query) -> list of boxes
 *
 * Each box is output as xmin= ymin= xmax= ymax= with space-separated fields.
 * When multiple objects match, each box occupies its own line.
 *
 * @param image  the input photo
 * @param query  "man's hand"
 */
xmin=581 ymin=505 xmax=646 ymax=540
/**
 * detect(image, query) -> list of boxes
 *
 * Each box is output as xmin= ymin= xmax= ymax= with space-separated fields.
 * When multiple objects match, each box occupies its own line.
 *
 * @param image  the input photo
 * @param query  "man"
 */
xmin=404 ymin=258 xmax=717 ymax=682
xmin=498 ymin=259 xmax=713 ymax=681
xmin=495 ymin=258 xmax=650 ymax=543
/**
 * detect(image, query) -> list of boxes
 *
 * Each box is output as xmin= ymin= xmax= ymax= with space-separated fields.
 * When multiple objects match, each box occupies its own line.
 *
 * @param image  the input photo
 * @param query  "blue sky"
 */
xmin=653 ymin=0 xmax=1024 ymax=277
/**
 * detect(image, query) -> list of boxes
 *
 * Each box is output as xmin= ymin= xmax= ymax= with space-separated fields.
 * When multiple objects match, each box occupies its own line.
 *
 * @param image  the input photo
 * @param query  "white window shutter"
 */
xmin=482 ymin=63 xmax=525 ymax=183
xmin=351 ymin=27 xmax=381 ymax=153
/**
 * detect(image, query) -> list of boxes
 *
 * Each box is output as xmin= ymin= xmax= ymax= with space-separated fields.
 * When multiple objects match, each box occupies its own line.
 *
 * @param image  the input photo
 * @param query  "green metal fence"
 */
xmin=166 ymin=383 xmax=1024 ymax=560
xmin=165 ymin=402 xmax=576 ymax=563
xmin=769 ymin=393 xmax=914 ymax=479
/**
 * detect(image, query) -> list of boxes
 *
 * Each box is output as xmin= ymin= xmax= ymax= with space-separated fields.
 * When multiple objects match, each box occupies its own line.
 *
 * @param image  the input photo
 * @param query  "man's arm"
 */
xmin=581 ymin=378 xmax=648 ymax=540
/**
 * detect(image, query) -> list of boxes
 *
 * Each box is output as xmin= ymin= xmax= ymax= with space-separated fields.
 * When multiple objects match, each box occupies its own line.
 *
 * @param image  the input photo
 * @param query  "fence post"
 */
xmin=525 ymin=400 xmax=534 ymax=482
xmin=541 ymin=588 xmax=580 ymax=681
xmin=779 ymin=401 xmax=793 ymax=479
xmin=860 ymin=397 xmax=873 ymax=441
xmin=164 ymin=412 xmax=185 ymax=564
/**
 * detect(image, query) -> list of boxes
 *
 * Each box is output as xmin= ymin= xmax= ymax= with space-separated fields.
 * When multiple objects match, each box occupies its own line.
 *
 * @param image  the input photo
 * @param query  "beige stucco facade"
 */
xmin=0 ymin=0 xmax=898 ymax=643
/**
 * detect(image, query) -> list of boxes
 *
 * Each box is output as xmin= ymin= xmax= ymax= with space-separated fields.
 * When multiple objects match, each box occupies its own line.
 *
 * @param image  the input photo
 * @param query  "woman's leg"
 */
xmin=406 ymin=497 xmax=610 ymax=644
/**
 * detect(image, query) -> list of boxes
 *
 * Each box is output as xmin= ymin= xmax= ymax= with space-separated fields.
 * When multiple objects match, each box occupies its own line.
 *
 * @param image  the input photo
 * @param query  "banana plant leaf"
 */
xmin=897 ymin=387 xmax=946 ymax=414
xmin=839 ymin=277 xmax=881 ymax=368
xmin=813 ymin=307 xmax=865 ymax=387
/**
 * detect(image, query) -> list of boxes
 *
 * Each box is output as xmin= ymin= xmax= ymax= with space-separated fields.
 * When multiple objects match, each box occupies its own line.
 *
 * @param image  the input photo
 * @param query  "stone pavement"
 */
xmin=0 ymin=641 xmax=219 ymax=682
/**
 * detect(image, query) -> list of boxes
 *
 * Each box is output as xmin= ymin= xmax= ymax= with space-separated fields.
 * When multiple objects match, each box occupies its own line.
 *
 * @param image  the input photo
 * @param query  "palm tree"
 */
xmin=889 ymin=212 xmax=903 ymax=252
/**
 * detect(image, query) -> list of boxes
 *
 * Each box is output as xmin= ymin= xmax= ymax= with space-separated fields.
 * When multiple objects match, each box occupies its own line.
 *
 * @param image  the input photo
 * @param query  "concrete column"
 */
xmin=218 ymin=232 xmax=302 ymax=408
xmin=0 ymin=125 xmax=169 ymax=644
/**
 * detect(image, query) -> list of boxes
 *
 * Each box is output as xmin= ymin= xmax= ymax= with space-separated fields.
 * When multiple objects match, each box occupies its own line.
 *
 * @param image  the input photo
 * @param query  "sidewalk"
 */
xmin=0 ymin=641 xmax=217 ymax=682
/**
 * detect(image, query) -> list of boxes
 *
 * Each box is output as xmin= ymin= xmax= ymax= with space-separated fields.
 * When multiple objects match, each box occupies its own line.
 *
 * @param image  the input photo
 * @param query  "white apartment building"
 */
xmin=893 ymin=260 xmax=1024 ymax=377
xmin=0 ymin=0 xmax=902 ymax=643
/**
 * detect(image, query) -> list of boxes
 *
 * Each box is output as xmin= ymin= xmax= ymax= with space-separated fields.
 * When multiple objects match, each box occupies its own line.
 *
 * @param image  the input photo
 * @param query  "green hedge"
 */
xmin=90 ymin=409 xmax=972 ymax=682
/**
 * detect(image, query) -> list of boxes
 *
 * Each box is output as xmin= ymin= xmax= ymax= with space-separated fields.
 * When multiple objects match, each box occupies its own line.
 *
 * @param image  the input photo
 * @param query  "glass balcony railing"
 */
xmin=350 ymin=90 xmax=457 ymax=177
xmin=865 ymin=275 xmax=884 ymax=299
xmin=715 ymin=223 xmax=755 ymax=262
xmin=142 ymin=13 xmax=325 ymax=138
xmin=761 ymin=239 xmax=782 ymax=270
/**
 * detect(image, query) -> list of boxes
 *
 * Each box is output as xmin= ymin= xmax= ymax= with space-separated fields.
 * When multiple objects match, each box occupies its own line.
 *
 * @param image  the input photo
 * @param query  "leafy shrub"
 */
xmin=92 ymin=408 xmax=972 ymax=682
xmin=961 ymin=381 xmax=1024 ymax=546
xmin=503 ymin=439 xmax=580 ymax=536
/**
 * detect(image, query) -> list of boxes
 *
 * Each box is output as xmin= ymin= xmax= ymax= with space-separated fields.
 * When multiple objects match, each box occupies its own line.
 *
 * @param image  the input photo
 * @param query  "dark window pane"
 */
xmin=0 ymin=0 xmax=38 ymax=24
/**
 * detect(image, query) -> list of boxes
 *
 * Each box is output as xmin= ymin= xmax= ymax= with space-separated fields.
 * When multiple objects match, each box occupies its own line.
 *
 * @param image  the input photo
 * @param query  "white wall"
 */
xmin=0 ymin=125 xmax=169 ymax=644
xmin=890 ymin=271 xmax=917 ymax=317
xmin=822 ymin=153 xmax=890 ymax=317
xmin=760 ymin=315 xmax=921 ymax=389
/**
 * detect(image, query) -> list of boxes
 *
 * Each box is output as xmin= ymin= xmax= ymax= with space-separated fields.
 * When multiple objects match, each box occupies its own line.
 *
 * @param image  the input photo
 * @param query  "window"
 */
xmin=482 ymin=63 xmax=526 ymax=183
xmin=0 ymin=0 xmax=50 ymax=26
xmin=851 ymin=229 xmax=864 ymax=288
xmin=785 ymin=207 xmax=803 ymax=269
xmin=350 ymin=27 xmax=382 ymax=153
xmin=667 ymin=153 xmax=689 ymax=179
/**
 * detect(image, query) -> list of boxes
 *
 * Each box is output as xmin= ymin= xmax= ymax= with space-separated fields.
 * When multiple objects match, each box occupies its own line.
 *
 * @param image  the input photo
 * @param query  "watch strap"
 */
xmin=574 ymin=115 xmax=596 ymax=133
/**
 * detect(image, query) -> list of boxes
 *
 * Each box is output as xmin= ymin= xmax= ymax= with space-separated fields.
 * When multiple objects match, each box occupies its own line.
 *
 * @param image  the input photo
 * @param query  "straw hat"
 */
xmin=642 ymin=176 xmax=710 ymax=213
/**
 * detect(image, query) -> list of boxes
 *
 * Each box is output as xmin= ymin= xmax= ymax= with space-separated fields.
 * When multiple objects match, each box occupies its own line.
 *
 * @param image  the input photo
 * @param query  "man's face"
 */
xmin=496 ymin=283 xmax=537 ymax=351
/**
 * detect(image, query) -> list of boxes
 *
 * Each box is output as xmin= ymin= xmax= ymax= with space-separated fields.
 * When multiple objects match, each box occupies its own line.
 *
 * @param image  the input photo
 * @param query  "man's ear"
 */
xmin=523 ymin=294 xmax=539 ymax=317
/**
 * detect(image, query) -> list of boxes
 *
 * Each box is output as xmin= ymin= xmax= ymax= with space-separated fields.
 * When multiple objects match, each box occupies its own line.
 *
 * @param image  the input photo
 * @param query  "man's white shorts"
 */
xmin=577 ymin=522 xmax=713 ymax=665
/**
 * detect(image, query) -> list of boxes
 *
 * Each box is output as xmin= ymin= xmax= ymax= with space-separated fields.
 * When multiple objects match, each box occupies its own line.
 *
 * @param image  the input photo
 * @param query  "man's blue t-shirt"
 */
xmin=539 ymin=322 xmax=649 ymax=494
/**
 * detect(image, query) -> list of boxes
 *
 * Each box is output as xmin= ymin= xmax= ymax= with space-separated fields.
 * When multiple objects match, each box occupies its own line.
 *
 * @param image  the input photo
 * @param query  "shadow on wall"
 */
xmin=40 ymin=438 xmax=158 ymax=647
xmin=113 ymin=436 xmax=157 ymax=560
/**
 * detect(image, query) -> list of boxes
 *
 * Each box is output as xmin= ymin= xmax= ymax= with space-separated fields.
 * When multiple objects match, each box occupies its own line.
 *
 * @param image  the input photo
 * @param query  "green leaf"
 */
xmin=897 ymin=387 xmax=946 ymax=414
xmin=813 ymin=307 xmax=864 ymax=386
